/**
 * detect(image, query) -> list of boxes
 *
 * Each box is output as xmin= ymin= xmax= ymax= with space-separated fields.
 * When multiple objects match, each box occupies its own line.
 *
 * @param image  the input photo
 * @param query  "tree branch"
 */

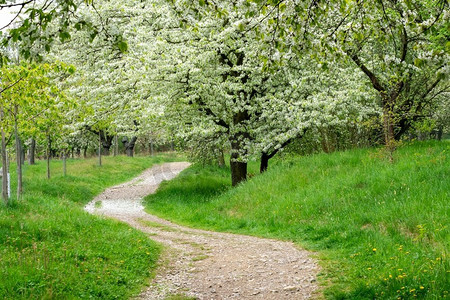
xmin=347 ymin=51 xmax=385 ymax=93
xmin=0 ymin=77 xmax=24 ymax=95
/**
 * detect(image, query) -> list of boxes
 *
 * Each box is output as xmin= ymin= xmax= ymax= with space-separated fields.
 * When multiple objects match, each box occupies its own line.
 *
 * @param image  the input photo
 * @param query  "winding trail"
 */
xmin=85 ymin=162 xmax=319 ymax=299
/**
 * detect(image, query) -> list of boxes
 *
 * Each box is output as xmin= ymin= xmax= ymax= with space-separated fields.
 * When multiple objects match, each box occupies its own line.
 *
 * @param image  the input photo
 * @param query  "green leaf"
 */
xmin=68 ymin=65 xmax=76 ymax=74
xmin=118 ymin=41 xmax=128 ymax=53
xmin=414 ymin=58 xmax=423 ymax=67
xmin=59 ymin=31 xmax=71 ymax=42
xmin=89 ymin=30 xmax=98 ymax=42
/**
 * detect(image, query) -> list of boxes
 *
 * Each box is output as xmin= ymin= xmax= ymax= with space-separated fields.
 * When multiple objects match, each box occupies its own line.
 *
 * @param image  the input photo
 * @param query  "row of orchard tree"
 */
xmin=0 ymin=52 xmax=174 ymax=205
xmin=0 ymin=58 xmax=73 ymax=203
xmin=1 ymin=0 xmax=449 ymax=193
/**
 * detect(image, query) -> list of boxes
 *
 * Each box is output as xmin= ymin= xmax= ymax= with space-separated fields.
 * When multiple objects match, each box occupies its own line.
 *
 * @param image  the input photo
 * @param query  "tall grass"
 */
xmin=145 ymin=141 xmax=449 ymax=299
xmin=0 ymin=154 xmax=181 ymax=299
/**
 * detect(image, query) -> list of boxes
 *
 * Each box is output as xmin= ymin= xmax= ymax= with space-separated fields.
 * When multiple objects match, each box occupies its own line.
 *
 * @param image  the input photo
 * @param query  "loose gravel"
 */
xmin=85 ymin=162 xmax=320 ymax=299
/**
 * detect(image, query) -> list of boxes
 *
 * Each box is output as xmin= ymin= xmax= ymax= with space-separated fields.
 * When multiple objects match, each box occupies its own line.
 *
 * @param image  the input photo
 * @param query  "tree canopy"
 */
xmin=0 ymin=0 xmax=448 ymax=186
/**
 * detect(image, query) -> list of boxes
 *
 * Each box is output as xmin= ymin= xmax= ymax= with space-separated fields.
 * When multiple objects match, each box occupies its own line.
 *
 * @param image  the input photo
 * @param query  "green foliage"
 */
xmin=117 ymin=40 xmax=128 ymax=53
xmin=0 ymin=62 xmax=75 ymax=139
xmin=145 ymin=141 xmax=449 ymax=299
xmin=1 ymin=0 xmax=127 ymax=61
xmin=0 ymin=155 xmax=181 ymax=299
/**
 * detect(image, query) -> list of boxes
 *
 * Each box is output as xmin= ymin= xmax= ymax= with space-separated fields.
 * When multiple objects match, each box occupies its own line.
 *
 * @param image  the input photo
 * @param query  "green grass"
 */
xmin=0 ymin=154 xmax=183 ymax=299
xmin=144 ymin=141 xmax=449 ymax=299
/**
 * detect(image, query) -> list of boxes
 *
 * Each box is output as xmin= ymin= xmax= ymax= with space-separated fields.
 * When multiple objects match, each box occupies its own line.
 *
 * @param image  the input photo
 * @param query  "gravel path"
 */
xmin=85 ymin=162 xmax=320 ymax=299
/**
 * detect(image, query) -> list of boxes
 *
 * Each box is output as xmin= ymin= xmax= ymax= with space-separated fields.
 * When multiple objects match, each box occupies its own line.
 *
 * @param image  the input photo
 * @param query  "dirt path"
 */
xmin=85 ymin=162 xmax=319 ymax=299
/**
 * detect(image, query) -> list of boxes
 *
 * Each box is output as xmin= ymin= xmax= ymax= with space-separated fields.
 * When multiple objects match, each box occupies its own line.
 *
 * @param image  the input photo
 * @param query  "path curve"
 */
xmin=85 ymin=162 xmax=319 ymax=299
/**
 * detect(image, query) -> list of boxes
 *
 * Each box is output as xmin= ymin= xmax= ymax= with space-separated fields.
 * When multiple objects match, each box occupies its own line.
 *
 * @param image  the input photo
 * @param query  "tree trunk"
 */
xmin=98 ymin=132 xmax=102 ymax=166
xmin=150 ymin=140 xmax=154 ymax=156
xmin=99 ymin=130 xmax=114 ymax=156
xmin=144 ymin=138 xmax=150 ymax=155
xmin=47 ymin=135 xmax=51 ymax=179
xmin=63 ymin=149 xmax=67 ymax=176
xmin=122 ymin=136 xmax=138 ymax=157
xmin=101 ymin=146 xmax=111 ymax=156
xmin=229 ymin=138 xmax=247 ymax=187
xmin=1 ymin=107 xmax=9 ymax=204
xmin=229 ymin=110 xmax=251 ymax=186
xmin=321 ymin=130 xmax=330 ymax=153
xmin=259 ymin=136 xmax=297 ymax=174
xmin=14 ymin=116 xmax=23 ymax=200
xmin=218 ymin=149 xmax=225 ymax=168
xmin=19 ymin=138 xmax=25 ymax=166
xmin=1 ymin=148 xmax=7 ymax=204
xmin=395 ymin=118 xmax=410 ymax=141
xmin=29 ymin=138 xmax=36 ymax=165
xmin=230 ymin=158 xmax=247 ymax=187
xmin=85 ymin=127 xmax=114 ymax=156
xmin=382 ymin=104 xmax=396 ymax=162
xmin=83 ymin=146 xmax=88 ymax=159
xmin=260 ymin=152 xmax=269 ymax=173
xmin=114 ymin=135 xmax=118 ymax=157
xmin=436 ymin=126 xmax=443 ymax=141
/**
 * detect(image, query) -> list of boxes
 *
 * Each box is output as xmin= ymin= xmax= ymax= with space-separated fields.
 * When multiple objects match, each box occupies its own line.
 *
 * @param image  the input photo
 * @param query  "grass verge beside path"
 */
xmin=0 ymin=154 xmax=182 ymax=299
xmin=145 ymin=141 xmax=449 ymax=299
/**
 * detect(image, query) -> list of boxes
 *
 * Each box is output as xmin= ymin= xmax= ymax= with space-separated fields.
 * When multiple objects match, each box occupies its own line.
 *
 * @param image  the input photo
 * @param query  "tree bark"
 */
xmin=260 ymin=152 xmax=269 ymax=173
xmin=63 ymin=149 xmax=67 ymax=176
xmin=100 ymin=130 xmax=113 ymax=155
xmin=150 ymin=140 xmax=154 ymax=156
xmin=86 ymin=127 xmax=113 ymax=155
xmin=321 ymin=131 xmax=330 ymax=153
xmin=1 ymin=107 xmax=9 ymax=204
xmin=217 ymin=149 xmax=225 ymax=168
xmin=229 ymin=136 xmax=247 ymax=187
xmin=383 ymin=110 xmax=395 ymax=146
xmin=382 ymin=101 xmax=396 ymax=162
xmin=47 ymin=134 xmax=51 ymax=179
xmin=29 ymin=138 xmax=36 ymax=165
xmin=19 ymin=138 xmax=25 ymax=166
xmin=114 ymin=135 xmax=118 ymax=157
xmin=14 ymin=113 xmax=22 ymax=199
xmin=395 ymin=118 xmax=410 ymax=141
xmin=230 ymin=156 xmax=247 ymax=187
xmin=122 ymin=136 xmax=138 ymax=157
xmin=437 ymin=126 xmax=443 ymax=141
xmin=259 ymin=135 xmax=299 ymax=173
xmin=229 ymin=110 xmax=251 ymax=186
xmin=98 ymin=132 xmax=102 ymax=166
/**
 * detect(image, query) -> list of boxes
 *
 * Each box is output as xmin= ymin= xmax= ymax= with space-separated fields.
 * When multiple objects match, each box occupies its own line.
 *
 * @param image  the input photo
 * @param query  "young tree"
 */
xmin=0 ymin=105 xmax=8 ymax=204
xmin=0 ymin=61 xmax=74 ymax=193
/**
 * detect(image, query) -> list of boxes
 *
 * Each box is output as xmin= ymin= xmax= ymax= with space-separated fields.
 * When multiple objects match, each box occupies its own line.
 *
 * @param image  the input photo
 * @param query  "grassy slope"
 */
xmin=145 ymin=141 xmax=449 ymax=299
xmin=0 ymin=154 xmax=180 ymax=299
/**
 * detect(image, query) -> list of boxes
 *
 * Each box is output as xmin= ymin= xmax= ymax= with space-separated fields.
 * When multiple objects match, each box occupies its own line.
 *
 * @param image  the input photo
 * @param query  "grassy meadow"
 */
xmin=0 ymin=154 xmax=181 ymax=299
xmin=144 ymin=141 xmax=449 ymax=299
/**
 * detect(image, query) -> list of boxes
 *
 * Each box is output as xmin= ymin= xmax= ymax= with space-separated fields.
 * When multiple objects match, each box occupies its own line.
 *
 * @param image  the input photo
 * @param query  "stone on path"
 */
xmin=85 ymin=162 xmax=320 ymax=299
